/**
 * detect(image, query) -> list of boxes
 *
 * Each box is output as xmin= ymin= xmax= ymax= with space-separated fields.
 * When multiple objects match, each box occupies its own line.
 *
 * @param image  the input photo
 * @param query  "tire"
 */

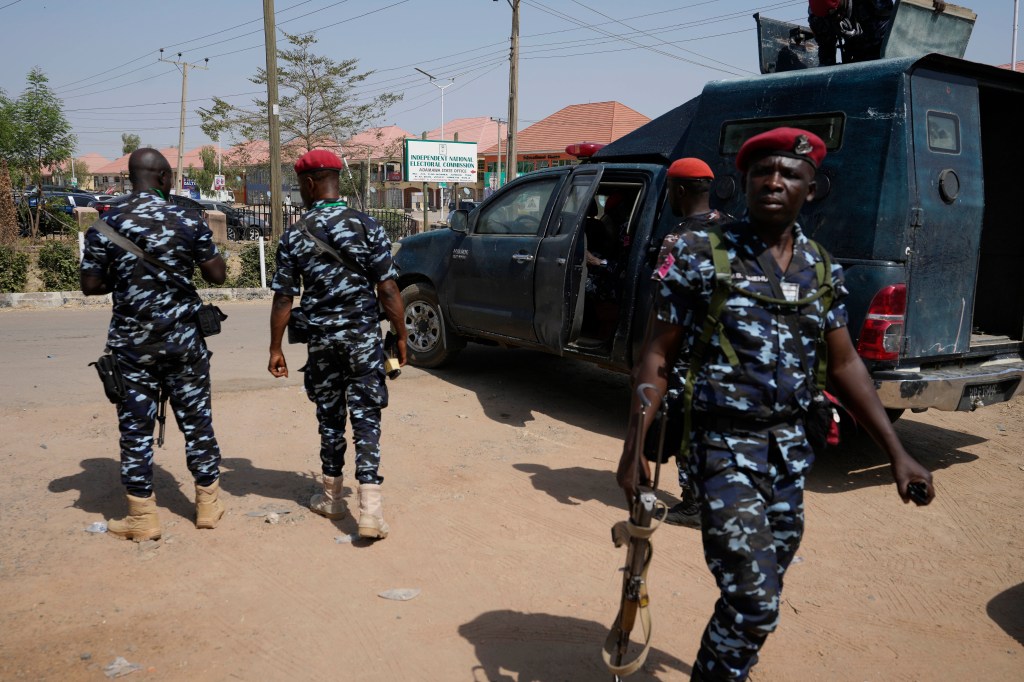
xmin=401 ymin=283 xmax=463 ymax=368
xmin=246 ymin=226 xmax=262 ymax=241
xmin=226 ymin=226 xmax=238 ymax=241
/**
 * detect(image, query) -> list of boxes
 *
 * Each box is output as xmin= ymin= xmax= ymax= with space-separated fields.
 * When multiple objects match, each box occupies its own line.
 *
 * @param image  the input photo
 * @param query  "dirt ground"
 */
xmin=1 ymin=302 xmax=1022 ymax=681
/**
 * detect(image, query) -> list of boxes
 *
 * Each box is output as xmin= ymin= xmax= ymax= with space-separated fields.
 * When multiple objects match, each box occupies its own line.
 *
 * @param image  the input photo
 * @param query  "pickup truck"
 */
xmin=393 ymin=53 xmax=1024 ymax=417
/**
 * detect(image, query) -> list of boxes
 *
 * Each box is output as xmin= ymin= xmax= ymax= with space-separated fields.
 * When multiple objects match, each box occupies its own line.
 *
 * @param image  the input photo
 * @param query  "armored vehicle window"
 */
xmin=720 ymin=113 xmax=845 ymax=154
xmin=926 ymin=111 xmax=960 ymax=153
xmin=476 ymin=177 xmax=559 ymax=235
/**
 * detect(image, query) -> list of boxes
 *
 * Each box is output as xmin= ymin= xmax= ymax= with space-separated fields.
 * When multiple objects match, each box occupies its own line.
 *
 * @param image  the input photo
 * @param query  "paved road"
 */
xmin=0 ymin=301 xmax=305 ymax=409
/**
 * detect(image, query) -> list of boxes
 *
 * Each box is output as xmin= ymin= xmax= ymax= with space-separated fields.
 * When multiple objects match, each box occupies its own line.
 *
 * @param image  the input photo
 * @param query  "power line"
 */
xmin=0 ymin=0 xmax=24 ymax=10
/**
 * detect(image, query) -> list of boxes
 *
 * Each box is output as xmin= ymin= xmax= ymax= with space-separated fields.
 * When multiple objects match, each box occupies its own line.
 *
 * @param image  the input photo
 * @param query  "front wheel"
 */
xmin=401 ymin=283 xmax=464 ymax=368
xmin=226 ymin=226 xmax=238 ymax=241
xmin=246 ymin=226 xmax=262 ymax=241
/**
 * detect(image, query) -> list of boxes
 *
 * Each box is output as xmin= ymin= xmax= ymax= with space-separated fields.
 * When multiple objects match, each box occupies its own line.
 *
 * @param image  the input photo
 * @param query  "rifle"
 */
xmin=602 ymin=383 xmax=668 ymax=680
xmin=155 ymin=386 xmax=168 ymax=448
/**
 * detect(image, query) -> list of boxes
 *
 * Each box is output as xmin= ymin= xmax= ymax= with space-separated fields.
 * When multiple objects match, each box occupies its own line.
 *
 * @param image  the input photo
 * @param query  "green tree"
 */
xmin=198 ymin=32 xmax=400 ymax=159
xmin=121 ymin=132 xmax=141 ymax=155
xmin=2 ymin=69 xmax=76 ymax=238
xmin=0 ymin=160 xmax=18 ymax=245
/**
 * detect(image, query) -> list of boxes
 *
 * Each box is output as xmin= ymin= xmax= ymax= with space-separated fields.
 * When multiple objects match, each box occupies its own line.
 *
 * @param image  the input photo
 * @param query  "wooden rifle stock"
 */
xmin=602 ymin=384 xmax=667 ymax=679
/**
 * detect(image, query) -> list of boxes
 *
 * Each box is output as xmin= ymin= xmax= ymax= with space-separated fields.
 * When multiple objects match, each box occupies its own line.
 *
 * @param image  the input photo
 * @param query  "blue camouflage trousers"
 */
xmin=114 ymin=347 xmax=221 ymax=497
xmin=688 ymin=428 xmax=808 ymax=681
xmin=303 ymin=335 xmax=388 ymax=484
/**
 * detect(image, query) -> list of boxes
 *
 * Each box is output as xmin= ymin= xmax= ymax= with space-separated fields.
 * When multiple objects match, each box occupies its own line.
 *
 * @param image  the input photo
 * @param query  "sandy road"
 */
xmin=0 ymin=302 xmax=1021 ymax=681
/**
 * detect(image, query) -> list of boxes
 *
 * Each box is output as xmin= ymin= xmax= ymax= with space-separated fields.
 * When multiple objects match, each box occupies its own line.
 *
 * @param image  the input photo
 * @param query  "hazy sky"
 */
xmin=1 ymin=0 xmax=1018 ymax=162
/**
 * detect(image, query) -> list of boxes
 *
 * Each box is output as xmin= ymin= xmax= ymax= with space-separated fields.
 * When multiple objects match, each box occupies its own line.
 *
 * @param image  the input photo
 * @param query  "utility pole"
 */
xmin=159 ymin=49 xmax=208 ymax=195
xmin=489 ymin=117 xmax=505 ymax=189
xmin=505 ymin=0 xmax=520 ymax=183
xmin=263 ymin=0 xmax=284 ymax=240
xmin=1013 ymin=0 xmax=1020 ymax=73
xmin=421 ymin=131 xmax=429 ymax=232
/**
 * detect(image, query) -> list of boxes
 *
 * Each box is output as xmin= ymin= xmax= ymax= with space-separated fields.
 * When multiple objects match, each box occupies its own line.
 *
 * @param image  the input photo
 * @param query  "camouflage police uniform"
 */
xmin=272 ymin=200 xmax=397 ymax=485
xmin=653 ymin=218 xmax=848 ymax=681
xmin=81 ymin=192 xmax=222 ymax=497
xmin=648 ymin=209 xmax=732 ymax=499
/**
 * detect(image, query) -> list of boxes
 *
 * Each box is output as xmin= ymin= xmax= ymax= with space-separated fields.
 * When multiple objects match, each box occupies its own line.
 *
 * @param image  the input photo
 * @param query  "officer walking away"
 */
xmin=809 ymin=0 xmax=945 ymax=66
xmin=80 ymin=148 xmax=228 ymax=541
xmin=645 ymin=157 xmax=733 ymax=527
xmin=268 ymin=149 xmax=408 ymax=540
xmin=618 ymin=128 xmax=935 ymax=681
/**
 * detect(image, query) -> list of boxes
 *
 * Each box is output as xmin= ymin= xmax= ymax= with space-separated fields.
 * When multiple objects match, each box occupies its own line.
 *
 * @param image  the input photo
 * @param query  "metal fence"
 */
xmin=238 ymin=202 xmax=305 ymax=230
xmin=366 ymin=209 xmax=418 ymax=242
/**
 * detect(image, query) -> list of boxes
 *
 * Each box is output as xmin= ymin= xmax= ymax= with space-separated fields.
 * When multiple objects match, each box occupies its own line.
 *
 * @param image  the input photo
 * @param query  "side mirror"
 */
xmin=449 ymin=209 xmax=469 ymax=233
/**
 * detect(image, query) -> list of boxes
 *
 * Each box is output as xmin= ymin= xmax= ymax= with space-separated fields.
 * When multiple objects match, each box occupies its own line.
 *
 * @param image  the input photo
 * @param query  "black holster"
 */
xmin=196 ymin=304 xmax=227 ymax=337
xmin=90 ymin=353 xmax=127 ymax=404
xmin=287 ymin=307 xmax=311 ymax=344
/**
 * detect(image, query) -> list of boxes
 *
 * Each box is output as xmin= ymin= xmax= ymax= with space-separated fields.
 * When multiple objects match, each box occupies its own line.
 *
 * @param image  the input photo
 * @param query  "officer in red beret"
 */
xmin=809 ymin=0 xmax=945 ymax=66
xmin=268 ymin=148 xmax=408 ymax=540
xmin=645 ymin=158 xmax=735 ymax=528
xmin=619 ymin=128 xmax=934 ymax=680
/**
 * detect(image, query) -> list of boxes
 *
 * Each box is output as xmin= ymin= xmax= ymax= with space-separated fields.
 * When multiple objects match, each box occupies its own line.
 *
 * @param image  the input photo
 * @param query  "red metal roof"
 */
xmin=480 ymin=101 xmax=650 ymax=155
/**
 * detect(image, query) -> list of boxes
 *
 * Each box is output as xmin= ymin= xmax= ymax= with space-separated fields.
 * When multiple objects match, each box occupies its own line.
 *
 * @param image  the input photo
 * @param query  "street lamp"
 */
xmin=414 ymin=67 xmax=455 ymax=211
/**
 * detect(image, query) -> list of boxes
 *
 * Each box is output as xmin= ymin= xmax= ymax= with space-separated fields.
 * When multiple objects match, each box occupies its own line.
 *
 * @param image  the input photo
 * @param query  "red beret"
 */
xmin=735 ymin=127 xmax=826 ymax=172
xmin=668 ymin=157 xmax=714 ymax=180
xmin=294 ymin=149 xmax=343 ymax=175
xmin=809 ymin=0 xmax=840 ymax=17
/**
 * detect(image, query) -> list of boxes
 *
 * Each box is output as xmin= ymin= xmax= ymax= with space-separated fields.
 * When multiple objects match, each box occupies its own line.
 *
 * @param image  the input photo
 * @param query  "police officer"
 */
xmin=268 ymin=149 xmax=408 ymax=540
xmin=617 ymin=128 xmax=935 ymax=681
xmin=808 ymin=0 xmax=945 ymax=66
xmin=645 ymin=157 xmax=733 ymax=527
xmin=80 ymin=148 xmax=228 ymax=541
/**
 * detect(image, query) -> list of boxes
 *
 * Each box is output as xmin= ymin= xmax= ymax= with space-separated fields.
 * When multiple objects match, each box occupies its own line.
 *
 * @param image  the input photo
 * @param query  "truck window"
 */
xmin=720 ymin=113 xmax=846 ymax=154
xmin=476 ymin=177 xmax=559 ymax=235
xmin=926 ymin=111 xmax=960 ymax=153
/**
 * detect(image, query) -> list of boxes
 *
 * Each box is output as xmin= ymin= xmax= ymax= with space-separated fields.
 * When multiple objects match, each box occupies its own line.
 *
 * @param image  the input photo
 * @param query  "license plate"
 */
xmin=958 ymin=379 xmax=1020 ymax=410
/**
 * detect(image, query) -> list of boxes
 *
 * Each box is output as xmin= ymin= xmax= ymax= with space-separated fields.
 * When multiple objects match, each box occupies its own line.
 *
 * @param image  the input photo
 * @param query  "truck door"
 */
xmin=444 ymin=174 xmax=564 ymax=341
xmin=905 ymin=69 xmax=984 ymax=358
xmin=533 ymin=166 xmax=604 ymax=352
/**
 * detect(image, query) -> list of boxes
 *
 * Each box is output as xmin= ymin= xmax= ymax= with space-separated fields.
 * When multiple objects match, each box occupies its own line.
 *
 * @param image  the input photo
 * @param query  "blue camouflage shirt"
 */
xmin=654 ymin=220 xmax=849 ymax=422
xmin=272 ymin=200 xmax=397 ymax=343
xmin=81 ymin=191 xmax=217 ymax=361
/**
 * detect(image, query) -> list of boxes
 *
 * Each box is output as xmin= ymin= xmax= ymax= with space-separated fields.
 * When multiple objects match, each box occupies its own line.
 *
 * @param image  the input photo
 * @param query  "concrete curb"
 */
xmin=0 ymin=288 xmax=273 ymax=309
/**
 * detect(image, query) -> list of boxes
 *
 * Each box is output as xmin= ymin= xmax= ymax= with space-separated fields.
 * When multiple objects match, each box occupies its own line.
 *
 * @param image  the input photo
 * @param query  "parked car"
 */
xmin=198 ymin=200 xmax=270 ymax=240
xmin=18 ymin=191 xmax=97 ymax=236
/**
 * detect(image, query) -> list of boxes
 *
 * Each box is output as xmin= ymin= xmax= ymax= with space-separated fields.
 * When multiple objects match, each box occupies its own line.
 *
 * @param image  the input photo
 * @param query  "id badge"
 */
xmin=781 ymin=281 xmax=800 ymax=302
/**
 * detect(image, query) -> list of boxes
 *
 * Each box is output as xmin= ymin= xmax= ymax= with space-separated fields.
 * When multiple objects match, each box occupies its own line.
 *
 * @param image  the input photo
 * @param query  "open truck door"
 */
xmin=533 ymin=165 xmax=604 ymax=353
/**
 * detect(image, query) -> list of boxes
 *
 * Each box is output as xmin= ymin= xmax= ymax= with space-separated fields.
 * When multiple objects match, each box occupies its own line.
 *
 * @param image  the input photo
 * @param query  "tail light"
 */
xmin=857 ymin=284 xmax=907 ymax=361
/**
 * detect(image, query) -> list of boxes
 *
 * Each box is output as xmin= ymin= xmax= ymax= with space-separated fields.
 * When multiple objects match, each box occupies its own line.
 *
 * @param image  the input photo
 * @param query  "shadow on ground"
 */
xmin=987 ymin=582 xmax=1024 ymax=646
xmin=49 ymin=458 xmax=194 ymax=521
xmin=806 ymin=418 xmax=982 ymax=495
xmin=420 ymin=345 xmax=630 ymax=438
xmin=458 ymin=609 xmax=690 ymax=682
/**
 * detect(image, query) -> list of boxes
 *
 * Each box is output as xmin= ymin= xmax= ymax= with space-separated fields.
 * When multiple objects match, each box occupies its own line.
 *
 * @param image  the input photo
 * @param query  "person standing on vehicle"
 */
xmin=80 ymin=148 xmax=228 ymax=541
xmin=808 ymin=0 xmax=945 ymax=66
xmin=644 ymin=157 xmax=733 ymax=528
xmin=617 ymin=128 xmax=935 ymax=681
xmin=268 ymin=149 xmax=408 ymax=540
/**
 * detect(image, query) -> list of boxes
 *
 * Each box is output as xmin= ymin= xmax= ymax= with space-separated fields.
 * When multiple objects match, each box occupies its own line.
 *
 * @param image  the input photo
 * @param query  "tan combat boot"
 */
xmin=108 ymin=493 xmax=162 ymax=542
xmin=357 ymin=483 xmax=389 ymax=539
xmin=310 ymin=474 xmax=346 ymax=519
xmin=195 ymin=479 xmax=225 ymax=529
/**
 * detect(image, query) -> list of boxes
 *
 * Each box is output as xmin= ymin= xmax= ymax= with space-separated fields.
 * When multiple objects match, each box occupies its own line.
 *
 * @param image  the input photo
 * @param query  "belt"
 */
xmin=694 ymin=412 xmax=800 ymax=434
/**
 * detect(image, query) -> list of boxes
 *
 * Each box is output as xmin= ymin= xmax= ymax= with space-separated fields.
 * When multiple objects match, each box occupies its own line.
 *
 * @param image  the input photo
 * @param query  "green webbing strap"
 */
xmin=810 ymin=242 xmax=833 ymax=391
xmin=678 ymin=228 xmax=834 ymax=460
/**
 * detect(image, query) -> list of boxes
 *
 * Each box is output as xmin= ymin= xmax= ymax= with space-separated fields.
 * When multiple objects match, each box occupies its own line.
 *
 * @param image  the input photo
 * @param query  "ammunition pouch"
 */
xmin=90 ymin=353 xmax=127 ymax=404
xmin=195 ymin=303 xmax=227 ymax=337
